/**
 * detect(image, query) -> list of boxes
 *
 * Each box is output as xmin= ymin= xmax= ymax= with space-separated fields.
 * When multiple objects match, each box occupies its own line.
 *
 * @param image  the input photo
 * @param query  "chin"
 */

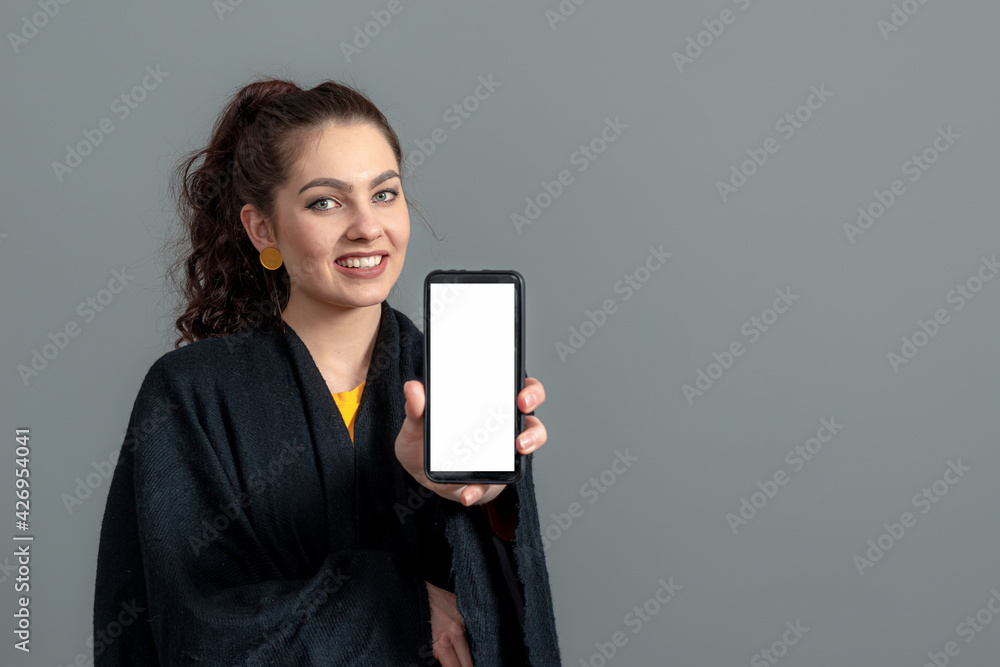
xmin=336 ymin=289 xmax=390 ymax=308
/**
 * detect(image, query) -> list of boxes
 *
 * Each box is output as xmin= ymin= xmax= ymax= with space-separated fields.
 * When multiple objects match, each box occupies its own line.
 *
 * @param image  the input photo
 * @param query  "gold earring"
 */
xmin=259 ymin=247 xmax=283 ymax=270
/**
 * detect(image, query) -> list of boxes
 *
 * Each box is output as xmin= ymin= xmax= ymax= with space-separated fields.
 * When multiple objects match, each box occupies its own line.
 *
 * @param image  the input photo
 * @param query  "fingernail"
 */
xmin=518 ymin=434 xmax=535 ymax=452
xmin=523 ymin=393 xmax=536 ymax=411
xmin=463 ymin=489 xmax=477 ymax=505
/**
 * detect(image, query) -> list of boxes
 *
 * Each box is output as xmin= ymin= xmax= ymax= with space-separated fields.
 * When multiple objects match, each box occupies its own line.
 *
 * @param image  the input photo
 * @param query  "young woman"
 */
xmin=92 ymin=78 xmax=561 ymax=666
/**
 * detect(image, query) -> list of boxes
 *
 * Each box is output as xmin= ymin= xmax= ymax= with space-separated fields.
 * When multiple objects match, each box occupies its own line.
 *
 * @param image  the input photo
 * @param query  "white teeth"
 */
xmin=336 ymin=255 xmax=383 ymax=268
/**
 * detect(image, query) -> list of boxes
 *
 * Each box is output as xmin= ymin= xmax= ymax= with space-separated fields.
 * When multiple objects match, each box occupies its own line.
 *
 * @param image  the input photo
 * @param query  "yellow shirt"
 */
xmin=331 ymin=380 xmax=365 ymax=445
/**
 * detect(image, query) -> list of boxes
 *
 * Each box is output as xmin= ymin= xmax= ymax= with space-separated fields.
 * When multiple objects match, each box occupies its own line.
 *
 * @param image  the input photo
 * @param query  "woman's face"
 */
xmin=245 ymin=122 xmax=410 ymax=312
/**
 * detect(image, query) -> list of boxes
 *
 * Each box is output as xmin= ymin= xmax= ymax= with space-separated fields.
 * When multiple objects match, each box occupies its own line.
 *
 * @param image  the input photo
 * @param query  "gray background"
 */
xmin=3 ymin=0 xmax=999 ymax=664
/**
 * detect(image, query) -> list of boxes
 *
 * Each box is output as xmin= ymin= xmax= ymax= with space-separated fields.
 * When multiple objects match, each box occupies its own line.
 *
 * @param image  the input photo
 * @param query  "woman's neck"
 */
xmin=279 ymin=294 xmax=382 ymax=392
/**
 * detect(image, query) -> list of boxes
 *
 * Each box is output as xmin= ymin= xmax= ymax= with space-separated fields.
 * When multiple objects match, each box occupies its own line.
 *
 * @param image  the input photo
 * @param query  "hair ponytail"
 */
xmin=164 ymin=76 xmax=430 ymax=348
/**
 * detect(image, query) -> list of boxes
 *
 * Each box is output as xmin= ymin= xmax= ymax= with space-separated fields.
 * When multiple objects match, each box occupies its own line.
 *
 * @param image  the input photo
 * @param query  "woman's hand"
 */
xmin=394 ymin=377 xmax=548 ymax=506
xmin=425 ymin=581 xmax=473 ymax=667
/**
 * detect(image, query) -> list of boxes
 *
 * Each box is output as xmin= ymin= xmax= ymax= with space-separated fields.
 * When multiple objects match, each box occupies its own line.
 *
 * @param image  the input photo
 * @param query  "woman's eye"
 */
xmin=308 ymin=197 xmax=337 ymax=210
xmin=374 ymin=188 xmax=399 ymax=204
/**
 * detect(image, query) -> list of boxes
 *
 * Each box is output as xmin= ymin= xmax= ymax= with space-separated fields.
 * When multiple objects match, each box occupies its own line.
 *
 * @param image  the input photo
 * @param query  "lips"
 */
xmin=334 ymin=254 xmax=384 ymax=269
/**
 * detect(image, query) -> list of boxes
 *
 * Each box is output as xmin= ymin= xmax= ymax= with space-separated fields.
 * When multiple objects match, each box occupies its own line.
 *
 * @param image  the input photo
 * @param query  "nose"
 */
xmin=346 ymin=201 xmax=382 ymax=241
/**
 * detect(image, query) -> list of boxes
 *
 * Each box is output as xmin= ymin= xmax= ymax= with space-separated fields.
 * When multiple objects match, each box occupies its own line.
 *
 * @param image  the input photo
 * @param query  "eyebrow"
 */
xmin=297 ymin=170 xmax=400 ymax=195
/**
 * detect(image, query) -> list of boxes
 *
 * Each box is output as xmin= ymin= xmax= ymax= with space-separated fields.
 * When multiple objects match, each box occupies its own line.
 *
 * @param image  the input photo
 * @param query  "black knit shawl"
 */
xmin=93 ymin=301 xmax=561 ymax=666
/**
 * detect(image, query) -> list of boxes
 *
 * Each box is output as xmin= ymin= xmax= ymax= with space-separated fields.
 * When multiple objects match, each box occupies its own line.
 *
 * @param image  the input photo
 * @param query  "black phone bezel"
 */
xmin=423 ymin=269 xmax=526 ymax=485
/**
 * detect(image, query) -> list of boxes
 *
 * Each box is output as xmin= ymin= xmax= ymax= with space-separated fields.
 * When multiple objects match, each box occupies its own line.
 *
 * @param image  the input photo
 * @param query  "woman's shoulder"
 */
xmin=142 ymin=325 xmax=284 ymax=393
xmin=124 ymin=326 xmax=287 ymax=443
xmin=142 ymin=306 xmax=422 ymax=397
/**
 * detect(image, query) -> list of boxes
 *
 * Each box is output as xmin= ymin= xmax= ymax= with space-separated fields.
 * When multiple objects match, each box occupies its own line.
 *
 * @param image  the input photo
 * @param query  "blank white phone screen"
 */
xmin=429 ymin=282 xmax=515 ymax=472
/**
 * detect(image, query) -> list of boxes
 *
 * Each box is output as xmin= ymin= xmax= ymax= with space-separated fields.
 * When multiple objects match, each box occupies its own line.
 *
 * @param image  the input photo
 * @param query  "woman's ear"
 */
xmin=240 ymin=203 xmax=275 ymax=252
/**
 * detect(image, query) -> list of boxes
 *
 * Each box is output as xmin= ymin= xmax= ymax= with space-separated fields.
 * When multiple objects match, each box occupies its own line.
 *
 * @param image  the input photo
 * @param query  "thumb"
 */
xmin=396 ymin=381 xmax=426 ymax=471
xmin=402 ymin=380 xmax=425 ymax=427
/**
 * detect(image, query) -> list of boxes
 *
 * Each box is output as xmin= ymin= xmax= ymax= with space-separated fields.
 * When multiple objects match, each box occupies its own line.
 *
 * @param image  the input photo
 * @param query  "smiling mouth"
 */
xmin=334 ymin=255 xmax=385 ymax=269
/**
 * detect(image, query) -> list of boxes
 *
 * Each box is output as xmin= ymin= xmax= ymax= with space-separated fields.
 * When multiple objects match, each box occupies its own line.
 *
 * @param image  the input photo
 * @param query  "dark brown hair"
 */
xmin=164 ymin=76 xmax=434 ymax=348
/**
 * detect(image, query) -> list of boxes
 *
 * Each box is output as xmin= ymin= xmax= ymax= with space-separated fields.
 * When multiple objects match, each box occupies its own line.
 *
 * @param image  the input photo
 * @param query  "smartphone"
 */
xmin=423 ymin=269 xmax=526 ymax=485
